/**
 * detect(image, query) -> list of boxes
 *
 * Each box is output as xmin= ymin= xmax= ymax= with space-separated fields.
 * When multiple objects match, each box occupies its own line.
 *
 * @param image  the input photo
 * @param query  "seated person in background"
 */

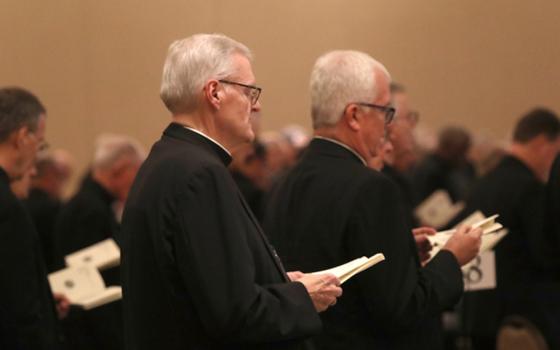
xmin=54 ymin=133 xmax=144 ymax=350
xmin=25 ymin=150 xmax=73 ymax=272
xmin=413 ymin=126 xmax=477 ymax=203
xmin=449 ymin=108 xmax=560 ymax=350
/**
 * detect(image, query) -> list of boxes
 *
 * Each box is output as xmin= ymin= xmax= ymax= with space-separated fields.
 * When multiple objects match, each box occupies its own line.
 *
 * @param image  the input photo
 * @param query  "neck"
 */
xmin=172 ymin=113 xmax=235 ymax=152
xmin=92 ymin=170 xmax=117 ymax=199
xmin=509 ymin=143 xmax=545 ymax=182
xmin=315 ymin=127 xmax=369 ymax=162
xmin=0 ymin=146 xmax=20 ymax=181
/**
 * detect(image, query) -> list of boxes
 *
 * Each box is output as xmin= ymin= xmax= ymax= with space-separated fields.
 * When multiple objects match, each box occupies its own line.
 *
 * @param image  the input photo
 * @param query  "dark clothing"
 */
xmin=450 ymin=155 xmax=560 ymax=348
xmin=382 ymin=163 xmax=419 ymax=229
xmin=545 ymin=154 xmax=560 ymax=255
xmin=54 ymin=177 xmax=122 ymax=350
xmin=0 ymin=167 xmax=61 ymax=349
xmin=413 ymin=153 xmax=476 ymax=203
xmin=55 ymin=177 xmax=120 ymax=263
xmin=264 ymin=138 xmax=464 ymax=349
xmin=121 ymin=123 xmax=320 ymax=350
xmin=24 ymin=188 xmax=62 ymax=272
xmin=231 ymin=170 xmax=265 ymax=223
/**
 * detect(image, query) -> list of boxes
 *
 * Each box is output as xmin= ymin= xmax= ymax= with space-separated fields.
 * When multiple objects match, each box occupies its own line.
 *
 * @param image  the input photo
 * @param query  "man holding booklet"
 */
xmin=121 ymin=34 xmax=342 ymax=350
xmin=449 ymin=108 xmax=560 ymax=349
xmin=264 ymin=50 xmax=483 ymax=350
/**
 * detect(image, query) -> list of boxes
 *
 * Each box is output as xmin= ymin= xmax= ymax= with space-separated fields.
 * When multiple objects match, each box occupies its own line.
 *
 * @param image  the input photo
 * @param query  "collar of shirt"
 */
xmin=182 ymin=126 xmax=232 ymax=157
xmin=0 ymin=166 xmax=9 ymax=185
xmin=313 ymin=136 xmax=367 ymax=166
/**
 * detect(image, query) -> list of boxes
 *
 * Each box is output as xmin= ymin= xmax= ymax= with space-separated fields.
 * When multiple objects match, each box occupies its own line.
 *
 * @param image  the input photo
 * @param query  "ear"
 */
xmin=13 ymin=126 xmax=30 ymax=150
xmin=204 ymin=80 xmax=222 ymax=109
xmin=342 ymin=104 xmax=361 ymax=132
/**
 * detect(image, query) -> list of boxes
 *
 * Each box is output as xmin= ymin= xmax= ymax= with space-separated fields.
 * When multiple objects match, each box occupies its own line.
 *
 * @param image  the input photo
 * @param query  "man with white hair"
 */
xmin=121 ymin=34 xmax=341 ymax=350
xmin=54 ymin=133 xmax=144 ymax=350
xmin=264 ymin=50 xmax=482 ymax=349
xmin=56 ymin=134 xmax=144 ymax=258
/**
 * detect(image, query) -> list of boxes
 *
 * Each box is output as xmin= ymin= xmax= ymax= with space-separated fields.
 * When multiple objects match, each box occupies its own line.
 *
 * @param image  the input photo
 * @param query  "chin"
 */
xmin=245 ymin=130 xmax=255 ymax=143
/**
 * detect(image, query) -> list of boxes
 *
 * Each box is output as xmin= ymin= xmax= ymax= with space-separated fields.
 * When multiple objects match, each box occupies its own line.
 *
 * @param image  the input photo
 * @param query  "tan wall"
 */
xmin=2 ymin=0 xmax=560 ymax=190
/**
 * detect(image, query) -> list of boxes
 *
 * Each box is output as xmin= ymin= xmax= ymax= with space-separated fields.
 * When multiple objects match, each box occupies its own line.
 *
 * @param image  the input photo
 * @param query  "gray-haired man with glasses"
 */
xmin=264 ymin=50 xmax=482 ymax=349
xmin=121 ymin=34 xmax=342 ymax=350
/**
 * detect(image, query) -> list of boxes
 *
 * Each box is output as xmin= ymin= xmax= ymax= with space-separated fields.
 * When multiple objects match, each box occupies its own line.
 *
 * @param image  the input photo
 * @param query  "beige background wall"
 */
xmin=2 ymin=0 xmax=559 ymax=188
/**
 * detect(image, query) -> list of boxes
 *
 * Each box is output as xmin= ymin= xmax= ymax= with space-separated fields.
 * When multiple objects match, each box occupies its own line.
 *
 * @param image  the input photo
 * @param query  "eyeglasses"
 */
xmin=218 ymin=79 xmax=262 ymax=106
xmin=355 ymin=102 xmax=395 ymax=124
xmin=406 ymin=111 xmax=420 ymax=125
xmin=38 ymin=141 xmax=49 ymax=152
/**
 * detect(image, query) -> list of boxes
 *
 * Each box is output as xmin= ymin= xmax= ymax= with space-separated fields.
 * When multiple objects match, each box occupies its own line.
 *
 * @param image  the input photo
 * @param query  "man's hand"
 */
xmin=296 ymin=273 xmax=342 ymax=312
xmin=412 ymin=227 xmax=436 ymax=264
xmin=287 ymin=271 xmax=304 ymax=281
xmin=53 ymin=293 xmax=71 ymax=320
xmin=442 ymin=225 xmax=483 ymax=266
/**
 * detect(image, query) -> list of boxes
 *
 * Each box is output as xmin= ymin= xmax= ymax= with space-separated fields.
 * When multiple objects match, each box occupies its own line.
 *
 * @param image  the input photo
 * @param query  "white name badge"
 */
xmin=462 ymin=250 xmax=496 ymax=291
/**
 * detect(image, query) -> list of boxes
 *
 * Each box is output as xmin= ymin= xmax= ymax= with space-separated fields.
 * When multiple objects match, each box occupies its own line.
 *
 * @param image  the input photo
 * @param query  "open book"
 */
xmin=414 ymin=190 xmax=465 ymax=229
xmin=312 ymin=253 xmax=385 ymax=284
xmin=427 ymin=212 xmax=508 ymax=262
xmin=65 ymin=238 xmax=120 ymax=270
xmin=48 ymin=265 xmax=122 ymax=310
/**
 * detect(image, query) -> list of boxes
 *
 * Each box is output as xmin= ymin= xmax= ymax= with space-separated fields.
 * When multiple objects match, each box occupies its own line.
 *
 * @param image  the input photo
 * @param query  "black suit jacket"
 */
xmin=545 ymin=154 xmax=560 ymax=256
xmin=382 ymin=163 xmax=419 ymax=229
xmin=413 ymin=153 xmax=476 ymax=203
xmin=450 ymin=155 xmax=560 ymax=346
xmin=0 ymin=167 xmax=61 ymax=349
xmin=54 ymin=176 xmax=123 ymax=350
xmin=55 ymin=177 xmax=120 ymax=263
xmin=24 ymin=188 xmax=62 ymax=272
xmin=121 ymin=123 xmax=320 ymax=350
xmin=264 ymin=139 xmax=463 ymax=349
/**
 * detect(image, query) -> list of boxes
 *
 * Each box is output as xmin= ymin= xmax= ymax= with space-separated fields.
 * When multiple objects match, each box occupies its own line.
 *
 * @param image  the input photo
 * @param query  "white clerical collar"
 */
xmin=313 ymin=136 xmax=367 ymax=166
xmin=183 ymin=126 xmax=231 ymax=157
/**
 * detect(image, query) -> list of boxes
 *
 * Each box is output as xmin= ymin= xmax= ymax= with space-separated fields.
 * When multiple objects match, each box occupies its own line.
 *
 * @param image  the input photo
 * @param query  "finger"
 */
xmin=413 ymin=226 xmax=436 ymax=236
xmin=321 ymin=273 xmax=341 ymax=286
xmin=322 ymin=285 xmax=343 ymax=298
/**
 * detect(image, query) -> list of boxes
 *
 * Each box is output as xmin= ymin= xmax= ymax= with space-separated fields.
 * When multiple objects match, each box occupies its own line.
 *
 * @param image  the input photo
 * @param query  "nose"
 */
xmin=252 ymin=100 xmax=261 ymax=112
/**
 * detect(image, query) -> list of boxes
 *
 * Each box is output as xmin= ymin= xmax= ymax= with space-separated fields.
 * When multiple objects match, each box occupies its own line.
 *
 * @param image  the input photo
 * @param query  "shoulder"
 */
xmin=0 ymin=184 xmax=23 ymax=221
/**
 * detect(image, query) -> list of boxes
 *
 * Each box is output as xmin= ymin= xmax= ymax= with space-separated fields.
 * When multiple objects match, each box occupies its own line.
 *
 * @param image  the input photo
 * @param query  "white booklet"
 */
xmin=312 ymin=253 xmax=385 ymax=284
xmin=65 ymin=238 xmax=120 ymax=270
xmin=48 ymin=265 xmax=122 ymax=310
xmin=427 ymin=212 xmax=508 ymax=261
xmin=414 ymin=190 xmax=465 ymax=229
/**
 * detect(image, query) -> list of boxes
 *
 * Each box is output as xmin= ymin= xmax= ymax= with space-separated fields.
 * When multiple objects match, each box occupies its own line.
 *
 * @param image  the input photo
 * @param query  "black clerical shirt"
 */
xmin=0 ymin=167 xmax=61 ymax=349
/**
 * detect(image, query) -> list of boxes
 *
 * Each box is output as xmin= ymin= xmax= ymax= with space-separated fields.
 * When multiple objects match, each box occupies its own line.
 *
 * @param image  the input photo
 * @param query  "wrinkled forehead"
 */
xmin=373 ymin=70 xmax=391 ymax=105
xmin=228 ymin=53 xmax=256 ymax=83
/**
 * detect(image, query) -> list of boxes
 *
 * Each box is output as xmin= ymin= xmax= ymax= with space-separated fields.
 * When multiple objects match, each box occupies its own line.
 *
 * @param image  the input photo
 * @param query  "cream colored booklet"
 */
xmin=427 ymin=212 xmax=508 ymax=261
xmin=414 ymin=190 xmax=465 ymax=229
xmin=65 ymin=238 xmax=120 ymax=270
xmin=48 ymin=265 xmax=122 ymax=310
xmin=312 ymin=253 xmax=385 ymax=284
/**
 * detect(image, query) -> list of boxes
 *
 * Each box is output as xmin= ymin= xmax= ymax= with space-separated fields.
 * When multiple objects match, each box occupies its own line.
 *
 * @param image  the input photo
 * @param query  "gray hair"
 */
xmin=0 ymin=87 xmax=46 ymax=143
xmin=160 ymin=33 xmax=252 ymax=114
xmin=92 ymin=134 xmax=146 ymax=170
xmin=310 ymin=50 xmax=390 ymax=129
